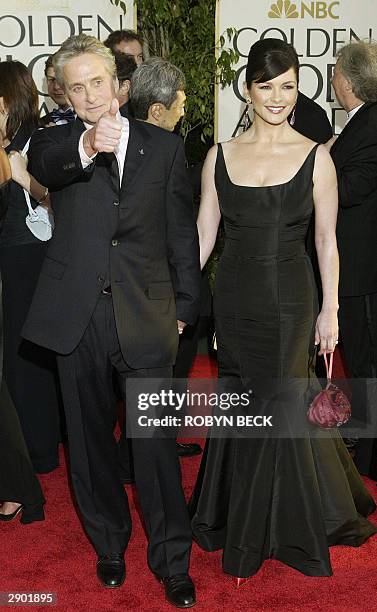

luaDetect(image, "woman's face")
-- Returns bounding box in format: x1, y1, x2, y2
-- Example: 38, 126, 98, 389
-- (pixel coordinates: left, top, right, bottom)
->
244, 67, 298, 126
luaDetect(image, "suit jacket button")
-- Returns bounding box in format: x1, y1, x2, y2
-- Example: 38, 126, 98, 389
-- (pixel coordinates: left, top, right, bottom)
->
97, 276, 104, 283
113, 201, 119, 206
111, 239, 118, 246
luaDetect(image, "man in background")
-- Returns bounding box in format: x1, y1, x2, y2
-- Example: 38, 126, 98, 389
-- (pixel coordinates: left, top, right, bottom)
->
118, 59, 203, 480
113, 52, 137, 117
40, 56, 75, 125
132, 58, 203, 457
104, 29, 144, 65
131, 58, 186, 130
329, 40, 377, 477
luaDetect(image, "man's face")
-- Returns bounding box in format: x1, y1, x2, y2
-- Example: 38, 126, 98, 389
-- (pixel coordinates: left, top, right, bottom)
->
46, 66, 68, 109
331, 60, 351, 110
159, 90, 186, 132
114, 39, 143, 65
63, 53, 118, 125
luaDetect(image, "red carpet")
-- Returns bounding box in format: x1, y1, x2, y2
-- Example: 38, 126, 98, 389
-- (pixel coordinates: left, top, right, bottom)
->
2, 353, 377, 612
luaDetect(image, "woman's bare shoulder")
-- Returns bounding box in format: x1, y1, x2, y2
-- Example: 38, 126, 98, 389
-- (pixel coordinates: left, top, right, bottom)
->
288, 128, 317, 148
220, 133, 251, 154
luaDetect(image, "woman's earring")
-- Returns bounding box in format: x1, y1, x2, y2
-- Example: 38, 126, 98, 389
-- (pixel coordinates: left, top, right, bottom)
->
242, 98, 252, 132
289, 104, 296, 126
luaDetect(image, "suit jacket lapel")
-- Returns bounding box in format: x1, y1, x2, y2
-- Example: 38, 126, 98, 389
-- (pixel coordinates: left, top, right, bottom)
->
121, 119, 152, 195
72, 116, 87, 138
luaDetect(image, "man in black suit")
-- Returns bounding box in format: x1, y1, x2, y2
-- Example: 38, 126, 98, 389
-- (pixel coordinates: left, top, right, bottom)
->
129, 57, 203, 459
23, 34, 200, 608
329, 40, 377, 477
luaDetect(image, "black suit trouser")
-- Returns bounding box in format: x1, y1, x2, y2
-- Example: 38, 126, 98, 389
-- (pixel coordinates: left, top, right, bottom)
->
339, 293, 377, 476
56, 294, 191, 576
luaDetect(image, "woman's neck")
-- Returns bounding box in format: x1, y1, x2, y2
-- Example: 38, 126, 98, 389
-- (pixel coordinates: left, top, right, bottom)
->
247, 114, 293, 144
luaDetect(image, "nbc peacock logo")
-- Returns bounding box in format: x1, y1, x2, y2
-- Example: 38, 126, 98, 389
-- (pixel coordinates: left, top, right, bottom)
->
268, 0, 299, 18
268, 0, 340, 19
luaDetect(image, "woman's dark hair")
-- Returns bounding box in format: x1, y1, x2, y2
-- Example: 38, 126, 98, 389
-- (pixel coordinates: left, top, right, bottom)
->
246, 39, 299, 88
0, 61, 39, 141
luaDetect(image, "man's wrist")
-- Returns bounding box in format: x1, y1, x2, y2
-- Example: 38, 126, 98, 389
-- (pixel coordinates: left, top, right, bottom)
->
79, 129, 98, 168
83, 128, 96, 157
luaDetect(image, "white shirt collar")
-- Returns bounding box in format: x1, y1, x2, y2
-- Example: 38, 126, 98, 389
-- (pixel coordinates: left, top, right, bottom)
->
346, 103, 364, 124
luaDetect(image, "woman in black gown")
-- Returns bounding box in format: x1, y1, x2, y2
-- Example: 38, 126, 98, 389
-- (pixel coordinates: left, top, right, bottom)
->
0, 61, 61, 475
189, 39, 376, 582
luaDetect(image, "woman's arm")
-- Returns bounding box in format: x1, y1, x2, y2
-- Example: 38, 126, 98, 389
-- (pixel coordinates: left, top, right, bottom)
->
8, 151, 51, 209
313, 144, 339, 355
197, 145, 221, 269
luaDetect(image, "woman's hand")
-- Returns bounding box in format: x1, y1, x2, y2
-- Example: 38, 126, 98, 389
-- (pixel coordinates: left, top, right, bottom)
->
8, 150, 29, 189
315, 309, 339, 355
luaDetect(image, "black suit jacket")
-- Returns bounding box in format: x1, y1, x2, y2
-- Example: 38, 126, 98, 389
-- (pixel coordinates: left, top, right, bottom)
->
331, 102, 377, 297
22, 118, 201, 368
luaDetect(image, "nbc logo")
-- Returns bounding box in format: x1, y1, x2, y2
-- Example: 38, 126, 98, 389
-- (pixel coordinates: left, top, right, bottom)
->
268, 0, 340, 19
269, 0, 299, 18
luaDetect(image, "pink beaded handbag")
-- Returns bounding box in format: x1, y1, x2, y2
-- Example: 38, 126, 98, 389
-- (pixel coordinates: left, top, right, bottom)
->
307, 353, 351, 428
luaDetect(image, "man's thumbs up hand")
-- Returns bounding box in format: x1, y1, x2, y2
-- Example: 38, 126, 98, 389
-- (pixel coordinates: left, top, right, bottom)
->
84, 98, 122, 155
108, 98, 119, 117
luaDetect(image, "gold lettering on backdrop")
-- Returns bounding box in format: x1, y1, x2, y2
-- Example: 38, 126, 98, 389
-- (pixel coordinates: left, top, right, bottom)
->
268, 1, 340, 19
300, 2, 340, 19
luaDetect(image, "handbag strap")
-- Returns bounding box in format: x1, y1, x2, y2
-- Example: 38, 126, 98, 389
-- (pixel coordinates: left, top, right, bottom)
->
20, 137, 37, 217
323, 352, 333, 381
24, 188, 36, 217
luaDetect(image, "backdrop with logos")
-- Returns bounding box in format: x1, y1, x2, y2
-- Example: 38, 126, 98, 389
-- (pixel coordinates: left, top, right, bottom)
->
0, 0, 135, 114
216, 0, 376, 141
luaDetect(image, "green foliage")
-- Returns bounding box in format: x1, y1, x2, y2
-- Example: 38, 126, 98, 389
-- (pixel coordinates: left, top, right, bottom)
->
111, 0, 238, 152
110, 0, 128, 14
110, 1, 238, 287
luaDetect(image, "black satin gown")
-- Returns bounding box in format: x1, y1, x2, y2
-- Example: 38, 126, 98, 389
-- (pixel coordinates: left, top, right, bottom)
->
189, 144, 376, 578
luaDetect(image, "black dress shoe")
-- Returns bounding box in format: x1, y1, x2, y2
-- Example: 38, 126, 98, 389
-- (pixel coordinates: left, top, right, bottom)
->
96, 554, 125, 588
162, 574, 196, 608
176, 442, 202, 457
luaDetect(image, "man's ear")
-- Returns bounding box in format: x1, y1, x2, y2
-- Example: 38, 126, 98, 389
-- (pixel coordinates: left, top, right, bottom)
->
119, 80, 130, 96
150, 102, 164, 122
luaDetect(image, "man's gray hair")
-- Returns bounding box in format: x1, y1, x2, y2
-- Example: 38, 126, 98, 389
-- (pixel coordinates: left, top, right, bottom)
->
337, 41, 377, 102
53, 34, 116, 88
130, 57, 186, 120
